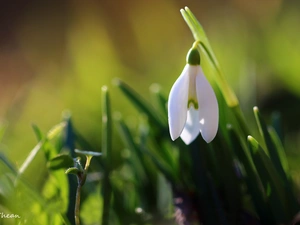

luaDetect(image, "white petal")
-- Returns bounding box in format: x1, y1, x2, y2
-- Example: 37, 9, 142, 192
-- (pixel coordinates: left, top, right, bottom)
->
196, 67, 219, 143
168, 65, 189, 140
180, 107, 200, 145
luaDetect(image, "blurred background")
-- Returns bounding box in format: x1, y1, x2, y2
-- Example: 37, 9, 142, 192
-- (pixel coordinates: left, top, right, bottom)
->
1, 0, 300, 171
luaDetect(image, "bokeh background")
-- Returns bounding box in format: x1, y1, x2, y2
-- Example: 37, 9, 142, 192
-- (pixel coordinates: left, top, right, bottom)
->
1, 0, 300, 174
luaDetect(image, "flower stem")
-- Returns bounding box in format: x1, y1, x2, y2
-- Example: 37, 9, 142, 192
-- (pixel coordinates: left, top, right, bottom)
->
181, 7, 239, 108
232, 105, 250, 138
75, 177, 82, 225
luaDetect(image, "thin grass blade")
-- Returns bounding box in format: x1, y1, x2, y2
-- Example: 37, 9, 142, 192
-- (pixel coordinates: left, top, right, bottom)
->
227, 125, 275, 224
253, 107, 288, 182
101, 86, 113, 225
115, 79, 166, 129
248, 136, 290, 224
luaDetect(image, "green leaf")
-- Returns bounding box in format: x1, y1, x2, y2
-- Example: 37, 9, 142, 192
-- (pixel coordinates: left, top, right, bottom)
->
253, 107, 287, 182
18, 141, 45, 175
0, 174, 14, 202
0, 153, 17, 174
1, 159, 68, 225
248, 136, 290, 223
210, 134, 241, 224
142, 147, 176, 184
101, 86, 112, 167
65, 167, 80, 175
149, 83, 168, 120
271, 111, 284, 144
32, 123, 44, 141
19, 122, 67, 176
227, 125, 275, 224
62, 113, 76, 158
268, 127, 289, 174
47, 122, 66, 140
189, 140, 225, 225
114, 79, 166, 129
180, 7, 207, 45
268, 126, 300, 217
115, 117, 147, 183
180, 7, 238, 107
75, 149, 102, 157
101, 86, 113, 225
48, 154, 74, 170
61, 114, 77, 224
42, 169, 70, 215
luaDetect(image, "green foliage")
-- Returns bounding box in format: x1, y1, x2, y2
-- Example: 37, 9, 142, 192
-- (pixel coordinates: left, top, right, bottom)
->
48, 154, 74, 170
65, 167, 81, 175
1, 6, 300, 225
0, 123, 70, 225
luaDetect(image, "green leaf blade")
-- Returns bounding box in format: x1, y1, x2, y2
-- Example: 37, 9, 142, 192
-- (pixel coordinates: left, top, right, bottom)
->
101, 86, 113, 225
48, 154, 74, 170
227, 126, 275, 224
248, 136, 291, 224
115, 79, 166, 129
65, 167, 80, 175
253, 107, 288, 182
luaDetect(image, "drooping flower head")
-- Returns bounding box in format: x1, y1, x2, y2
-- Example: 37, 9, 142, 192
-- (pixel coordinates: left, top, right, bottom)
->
168, 43, 219, 145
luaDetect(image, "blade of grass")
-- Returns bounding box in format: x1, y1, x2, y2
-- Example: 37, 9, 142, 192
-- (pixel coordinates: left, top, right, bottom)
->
114, 79, 166, 129
0, 153, 17, 174
48, 154, 75, 170
62, 115, 77, 225
149, 83, 168, 120
180, 7, 238, 108
18, 122, 66, 175
227, 125, 275, 225
142, 147, 177, 185
271, 111, 284, 144
18, 141, 45, 175
253, 107, 287, 182
62, 113, 75, 158
248, 136, 290, 224
32, 123, 44, 141
268, 126, 300, 218
101, 86, 112, 225
115, 117, 147, 183
211, 133, 241, 225
189, 140, 224, 225
268, 127, 289, 174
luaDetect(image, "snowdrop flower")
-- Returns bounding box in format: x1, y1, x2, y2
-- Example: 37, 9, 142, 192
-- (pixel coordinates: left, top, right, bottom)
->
168, 45, 219, 145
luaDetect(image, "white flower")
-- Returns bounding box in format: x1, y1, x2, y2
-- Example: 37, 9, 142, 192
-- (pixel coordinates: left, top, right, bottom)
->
168, 48, 219, 145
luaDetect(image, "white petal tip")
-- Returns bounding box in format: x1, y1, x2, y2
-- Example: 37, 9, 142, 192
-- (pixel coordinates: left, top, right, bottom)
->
180, 135, 192, 145
181, 138, 193, 145
169, 124, 181, 141
179, 108, 200, 145
180, 130, 199, 145
201, 130, 218, 143
169, 129, 180, 142
170, 135, 177, 141
203, 136, 214, 144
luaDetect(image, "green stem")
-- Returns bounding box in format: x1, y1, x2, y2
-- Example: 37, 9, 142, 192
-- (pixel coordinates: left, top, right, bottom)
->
231, 105, 250, 137
101, 86, 112, 225
102, 176, 112, 225
181, 7, 239, 108
75, 180, 82, 225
